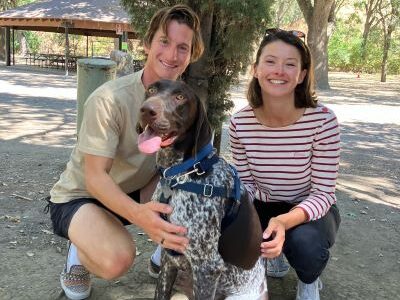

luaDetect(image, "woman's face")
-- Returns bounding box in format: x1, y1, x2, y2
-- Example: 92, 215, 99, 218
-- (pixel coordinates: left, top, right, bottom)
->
254, 40, 307, 101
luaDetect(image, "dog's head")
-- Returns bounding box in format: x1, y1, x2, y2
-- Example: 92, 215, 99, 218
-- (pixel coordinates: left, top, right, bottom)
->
137, 80, 212, 158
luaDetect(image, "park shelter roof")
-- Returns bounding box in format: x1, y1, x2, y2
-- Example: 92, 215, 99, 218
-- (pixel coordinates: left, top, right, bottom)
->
0, 0, 136, 38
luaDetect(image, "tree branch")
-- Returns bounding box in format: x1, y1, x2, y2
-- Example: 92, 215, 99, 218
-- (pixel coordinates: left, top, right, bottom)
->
296, 0, 313, 24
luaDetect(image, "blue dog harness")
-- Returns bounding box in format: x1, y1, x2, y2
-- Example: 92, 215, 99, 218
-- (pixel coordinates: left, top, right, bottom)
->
158, 143, 242, 256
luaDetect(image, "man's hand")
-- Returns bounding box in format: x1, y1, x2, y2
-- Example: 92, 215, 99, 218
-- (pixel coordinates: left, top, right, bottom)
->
260, 217, 285, 258
134, 201, 189, 253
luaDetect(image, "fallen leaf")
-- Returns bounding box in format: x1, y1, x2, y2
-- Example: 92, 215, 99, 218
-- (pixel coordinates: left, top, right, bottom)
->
346, 212, 357, 218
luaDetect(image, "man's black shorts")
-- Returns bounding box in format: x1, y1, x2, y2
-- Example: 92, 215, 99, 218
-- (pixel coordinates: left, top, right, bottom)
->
47, 190, 140, 240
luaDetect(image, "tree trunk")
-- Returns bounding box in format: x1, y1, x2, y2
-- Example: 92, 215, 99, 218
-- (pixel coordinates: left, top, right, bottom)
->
378, 0, 399, 82
361, 0, 380, 60
381, 26, 393, 83
0, 27, 5, 61
297, 0, 334, 90
184, 2, 222, 150
185, 2, 213, 104
361, 20, 371, 60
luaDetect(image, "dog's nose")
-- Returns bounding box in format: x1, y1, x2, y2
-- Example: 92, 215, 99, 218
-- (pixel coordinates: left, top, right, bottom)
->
140, 102, 159, 120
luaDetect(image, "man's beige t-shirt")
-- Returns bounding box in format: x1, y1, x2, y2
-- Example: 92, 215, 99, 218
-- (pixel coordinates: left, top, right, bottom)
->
50, 70, 156, 203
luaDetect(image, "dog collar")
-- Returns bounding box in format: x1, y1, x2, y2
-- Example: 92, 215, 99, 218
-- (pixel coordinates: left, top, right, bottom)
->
160, 143, 214, 179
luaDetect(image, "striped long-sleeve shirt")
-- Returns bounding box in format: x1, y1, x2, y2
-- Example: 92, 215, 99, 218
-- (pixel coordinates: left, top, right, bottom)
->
229, 104, 340, 221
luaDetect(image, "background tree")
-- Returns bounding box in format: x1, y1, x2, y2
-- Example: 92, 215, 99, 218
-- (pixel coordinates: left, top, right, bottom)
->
356, 0, 381, 59
0, 0, 36, 60
121, 0, 271, 151
0, 0, 17, 11
296, 0, 335, 89
270, 0, 302, 28
377, 0, 399, 81
0, 1, 16, 60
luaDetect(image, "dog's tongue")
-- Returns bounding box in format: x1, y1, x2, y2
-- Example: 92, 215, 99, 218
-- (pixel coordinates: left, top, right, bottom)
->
138, 127, 162, 154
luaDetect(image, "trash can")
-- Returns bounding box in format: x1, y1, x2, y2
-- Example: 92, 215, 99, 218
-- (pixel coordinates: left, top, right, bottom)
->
76, 58, 117, 134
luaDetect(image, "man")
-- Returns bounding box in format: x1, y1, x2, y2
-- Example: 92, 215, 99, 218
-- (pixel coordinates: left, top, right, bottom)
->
47, 5, 204, 299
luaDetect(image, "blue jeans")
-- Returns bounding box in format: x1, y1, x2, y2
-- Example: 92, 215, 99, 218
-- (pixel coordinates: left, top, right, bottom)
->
254, 200, 341, 283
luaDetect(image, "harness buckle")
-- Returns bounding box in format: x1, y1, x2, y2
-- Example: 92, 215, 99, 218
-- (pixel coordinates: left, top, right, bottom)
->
203, 184, 213, 197
194, 162, 205, 175
162, 167, 173, 179
176, 174, 189, 184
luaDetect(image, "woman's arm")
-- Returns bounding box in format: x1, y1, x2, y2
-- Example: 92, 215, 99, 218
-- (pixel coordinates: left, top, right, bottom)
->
295, 110, 340, 221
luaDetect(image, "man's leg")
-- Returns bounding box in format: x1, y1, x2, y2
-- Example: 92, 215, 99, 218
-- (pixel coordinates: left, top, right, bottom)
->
68, 203, 136, 280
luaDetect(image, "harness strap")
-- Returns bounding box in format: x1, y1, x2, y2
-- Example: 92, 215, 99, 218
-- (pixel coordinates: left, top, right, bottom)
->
157, 148, 243, 257
162, 143, 214, 178
171, 181, 227, 198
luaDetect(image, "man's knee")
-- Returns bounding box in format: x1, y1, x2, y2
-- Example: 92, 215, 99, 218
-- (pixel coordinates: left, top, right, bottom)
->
99, 248, 136, 280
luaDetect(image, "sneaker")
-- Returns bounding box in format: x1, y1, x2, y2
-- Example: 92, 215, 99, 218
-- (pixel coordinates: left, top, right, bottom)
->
296, 277, 323, 300
266, 253, 290, 278
148, 258, 161, 279
60, 264, 91, 300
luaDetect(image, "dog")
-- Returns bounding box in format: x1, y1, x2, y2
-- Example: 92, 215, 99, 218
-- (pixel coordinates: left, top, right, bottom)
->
137, 80, 267, 300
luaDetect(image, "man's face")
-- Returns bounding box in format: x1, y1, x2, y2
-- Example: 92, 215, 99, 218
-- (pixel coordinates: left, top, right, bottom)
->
143, 20, 193, 86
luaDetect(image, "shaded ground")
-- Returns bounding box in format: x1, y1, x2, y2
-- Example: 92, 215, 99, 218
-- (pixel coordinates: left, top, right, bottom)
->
0, 64, 399, 300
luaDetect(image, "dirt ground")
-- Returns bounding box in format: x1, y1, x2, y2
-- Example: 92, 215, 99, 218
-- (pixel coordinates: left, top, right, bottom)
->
0, 63, 399, 300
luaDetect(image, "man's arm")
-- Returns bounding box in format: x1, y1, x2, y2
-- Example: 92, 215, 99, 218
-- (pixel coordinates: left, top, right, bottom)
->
84, 153, 188, 252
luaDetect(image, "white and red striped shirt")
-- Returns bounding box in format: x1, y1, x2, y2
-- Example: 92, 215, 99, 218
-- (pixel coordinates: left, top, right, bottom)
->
229, 104, 340, 221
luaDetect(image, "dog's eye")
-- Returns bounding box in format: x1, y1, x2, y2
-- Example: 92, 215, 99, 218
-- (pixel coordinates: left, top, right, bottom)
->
176, 94, 185, 101
148, 87, 157, 94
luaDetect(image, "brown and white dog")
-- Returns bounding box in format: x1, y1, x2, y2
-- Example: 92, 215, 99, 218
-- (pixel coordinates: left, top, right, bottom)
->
137, 80, 267, 300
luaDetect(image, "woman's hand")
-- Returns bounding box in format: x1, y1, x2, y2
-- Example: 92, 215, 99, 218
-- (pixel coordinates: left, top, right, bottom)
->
260, 217, 286, 258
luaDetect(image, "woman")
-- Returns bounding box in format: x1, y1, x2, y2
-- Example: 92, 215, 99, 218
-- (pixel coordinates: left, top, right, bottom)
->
229, 29, 341, 300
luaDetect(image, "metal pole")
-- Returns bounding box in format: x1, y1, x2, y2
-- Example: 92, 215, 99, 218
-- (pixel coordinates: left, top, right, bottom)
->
5, 27, 10, 66
118, 35, 122, 51
121, 31, 128, 52
12, 28, 15, 65
65, 25, 69, 76
86, 35, 88, 57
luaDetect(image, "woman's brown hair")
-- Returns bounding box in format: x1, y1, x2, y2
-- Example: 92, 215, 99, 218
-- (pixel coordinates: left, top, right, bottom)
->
247, 29, 317, 108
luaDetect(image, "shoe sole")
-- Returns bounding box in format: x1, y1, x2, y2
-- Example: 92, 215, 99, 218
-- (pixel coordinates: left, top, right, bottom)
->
266, 267, 290, 278
148, 264, 160, 279
60, 277, 91, 300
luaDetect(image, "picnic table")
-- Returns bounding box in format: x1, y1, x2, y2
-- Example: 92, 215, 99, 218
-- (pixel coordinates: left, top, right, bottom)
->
23, 52, 87, 70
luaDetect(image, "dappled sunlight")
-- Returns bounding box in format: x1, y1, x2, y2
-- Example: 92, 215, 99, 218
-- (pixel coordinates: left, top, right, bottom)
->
319, 72, 400, 107
328, 103, 400, 124
0, 68, 76, 98
0, 65, 77, 148
337, 174, 399, 208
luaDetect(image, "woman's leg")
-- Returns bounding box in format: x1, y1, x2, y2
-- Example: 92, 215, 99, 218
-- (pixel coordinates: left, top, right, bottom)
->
283, 205, 341, 283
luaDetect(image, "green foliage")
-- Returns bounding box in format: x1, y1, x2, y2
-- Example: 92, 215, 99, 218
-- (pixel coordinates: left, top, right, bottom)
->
121, 0, 271, 131
269, 0, 302, 27
388, 33, 400, 73
328, 19, 400, 74
17, 0, 36, 5
0, 0, 36, 11
23, 31, 41, 53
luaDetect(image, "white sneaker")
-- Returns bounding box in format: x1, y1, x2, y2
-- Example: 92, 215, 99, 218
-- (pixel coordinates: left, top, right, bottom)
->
266, 253, 290, 278
296, 277, 323, 300
60, 264, 91, 300
60, 242, 91, 300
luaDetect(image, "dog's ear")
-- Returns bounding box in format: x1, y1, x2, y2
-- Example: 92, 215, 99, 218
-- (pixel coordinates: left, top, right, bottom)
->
136, 122, 143, 134
192, 96, 212, 156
